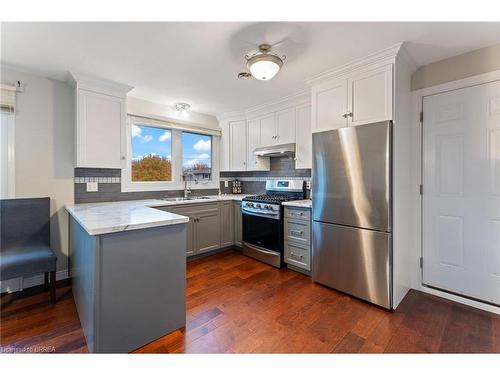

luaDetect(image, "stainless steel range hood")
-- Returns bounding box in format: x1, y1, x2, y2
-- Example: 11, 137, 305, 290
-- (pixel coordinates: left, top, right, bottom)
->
253, 143, 295, 157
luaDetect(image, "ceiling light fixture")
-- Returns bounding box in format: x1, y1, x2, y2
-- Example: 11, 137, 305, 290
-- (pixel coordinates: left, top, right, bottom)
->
239, 44, 285, 81
174, 102, 191, 112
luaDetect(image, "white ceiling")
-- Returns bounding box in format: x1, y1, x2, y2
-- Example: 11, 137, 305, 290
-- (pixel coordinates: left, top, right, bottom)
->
1, 22, 499, 115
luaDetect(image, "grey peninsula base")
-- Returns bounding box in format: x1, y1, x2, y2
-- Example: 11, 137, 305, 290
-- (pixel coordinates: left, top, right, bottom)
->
70, 217, 187, 353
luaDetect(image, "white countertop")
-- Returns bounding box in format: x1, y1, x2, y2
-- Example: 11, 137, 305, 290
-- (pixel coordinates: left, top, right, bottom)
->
66, 195, 248, 236
282, 199, 312, 208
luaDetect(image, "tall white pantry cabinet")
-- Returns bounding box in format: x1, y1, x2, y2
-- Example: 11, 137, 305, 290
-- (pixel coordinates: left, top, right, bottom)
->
308, 43, 418, 308
69, 73, 133, 168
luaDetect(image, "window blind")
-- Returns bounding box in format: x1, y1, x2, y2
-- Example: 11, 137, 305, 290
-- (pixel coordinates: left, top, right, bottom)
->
0, 84, 16, 114
127, 114, 221, 137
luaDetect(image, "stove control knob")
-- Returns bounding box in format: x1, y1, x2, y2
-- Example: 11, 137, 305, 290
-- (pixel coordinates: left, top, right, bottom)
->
264, 205, 271, 210
256, 203, 261, 208
267, 205, 274, 211
247, 202, 254, 207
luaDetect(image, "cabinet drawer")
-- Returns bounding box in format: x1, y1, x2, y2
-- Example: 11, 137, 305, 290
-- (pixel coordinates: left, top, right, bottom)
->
285, 219, 310, 245
284, 207, 310, 221
285, 242, 311, 271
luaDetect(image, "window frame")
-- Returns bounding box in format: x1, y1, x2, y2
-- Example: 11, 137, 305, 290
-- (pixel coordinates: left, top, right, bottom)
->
0, 112, 15, 198
121, 116, 220, 192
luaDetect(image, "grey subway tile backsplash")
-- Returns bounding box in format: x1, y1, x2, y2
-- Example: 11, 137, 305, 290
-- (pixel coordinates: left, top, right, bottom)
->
74, 168, 121, 178
220, 155, 311, 194
74, 167, 217, 204
74, 156, 310, 203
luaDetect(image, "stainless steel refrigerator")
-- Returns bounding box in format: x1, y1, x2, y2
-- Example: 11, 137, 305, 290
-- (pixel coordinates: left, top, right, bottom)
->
312, 121, 392, 309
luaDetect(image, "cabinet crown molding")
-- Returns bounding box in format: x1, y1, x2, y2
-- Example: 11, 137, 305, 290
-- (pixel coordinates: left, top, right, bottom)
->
217, 90, 310, 122
306, 42, 405, 86
68, 72, 133, 98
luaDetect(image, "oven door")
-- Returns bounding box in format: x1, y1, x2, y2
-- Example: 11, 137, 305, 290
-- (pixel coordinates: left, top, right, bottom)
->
242, 209, 283, 267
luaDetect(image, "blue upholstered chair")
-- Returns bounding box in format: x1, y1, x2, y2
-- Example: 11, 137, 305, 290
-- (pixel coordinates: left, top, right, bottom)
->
0, 197, 57, 303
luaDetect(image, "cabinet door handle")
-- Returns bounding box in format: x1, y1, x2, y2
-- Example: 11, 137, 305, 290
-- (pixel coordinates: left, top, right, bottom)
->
290, 230, 303, 236
341, 113, 347, 118
291, 212, 304, 216
346, 112, 353, 118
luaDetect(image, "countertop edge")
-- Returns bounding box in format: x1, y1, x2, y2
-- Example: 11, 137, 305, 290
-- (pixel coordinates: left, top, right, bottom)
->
282, 199, 312, 209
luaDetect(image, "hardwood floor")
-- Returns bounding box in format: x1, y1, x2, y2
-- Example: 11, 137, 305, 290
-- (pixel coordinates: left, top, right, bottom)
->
1, 250, 499, 353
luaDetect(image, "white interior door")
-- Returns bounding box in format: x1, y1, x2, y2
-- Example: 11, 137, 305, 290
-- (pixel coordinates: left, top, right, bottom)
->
422, 80, 500, 306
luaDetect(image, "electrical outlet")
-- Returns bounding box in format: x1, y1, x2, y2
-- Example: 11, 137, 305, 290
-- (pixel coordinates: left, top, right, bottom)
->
86, 182, 98, 192
224, 181, 229, 188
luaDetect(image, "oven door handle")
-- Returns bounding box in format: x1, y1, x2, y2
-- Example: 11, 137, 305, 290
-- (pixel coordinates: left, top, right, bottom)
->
242, 208, 280, 219
243, 242, 279, 256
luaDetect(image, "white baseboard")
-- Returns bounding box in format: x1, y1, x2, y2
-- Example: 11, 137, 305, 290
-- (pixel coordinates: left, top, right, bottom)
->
420, 286, 500, 315
1, 269, 69, 294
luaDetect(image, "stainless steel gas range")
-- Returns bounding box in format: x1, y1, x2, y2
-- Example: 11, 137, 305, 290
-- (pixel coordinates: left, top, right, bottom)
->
241, 180, 306, 268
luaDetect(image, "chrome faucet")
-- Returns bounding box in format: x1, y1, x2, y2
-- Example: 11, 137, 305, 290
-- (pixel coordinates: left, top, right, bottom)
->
183, 172, 198, 199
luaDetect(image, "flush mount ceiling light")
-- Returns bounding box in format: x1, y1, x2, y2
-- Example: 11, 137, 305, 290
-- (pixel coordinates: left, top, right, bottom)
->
174, 102, 191, 112
238, 44, 286, 81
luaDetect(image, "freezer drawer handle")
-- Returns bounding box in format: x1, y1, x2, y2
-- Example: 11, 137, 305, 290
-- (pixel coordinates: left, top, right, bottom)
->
291, 212, 304, 216
290, 252, 304, 260
290, 230, 303, 236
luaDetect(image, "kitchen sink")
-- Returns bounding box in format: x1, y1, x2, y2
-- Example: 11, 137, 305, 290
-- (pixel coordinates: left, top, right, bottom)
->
161, 196, 213, 202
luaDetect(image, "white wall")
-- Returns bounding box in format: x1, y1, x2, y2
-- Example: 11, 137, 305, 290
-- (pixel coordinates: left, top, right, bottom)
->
1, 66, 74, 271
127, 96, 219, 131
411, 44, 500, 90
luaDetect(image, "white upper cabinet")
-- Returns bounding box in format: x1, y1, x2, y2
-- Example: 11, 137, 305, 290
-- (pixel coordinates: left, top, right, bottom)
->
218, 95, 308, 172
70, 73, 132, 168
311, 63, 394, 132
229, 120, 247, 171
219, 120, 230, 171
247, 119, 270, 171
77, 90, 124, 168
259, 114, 276, 147
312, 78, 347, 132
275, 108, 296, 144
348, 64, 393, 126
295, 104, 312, 169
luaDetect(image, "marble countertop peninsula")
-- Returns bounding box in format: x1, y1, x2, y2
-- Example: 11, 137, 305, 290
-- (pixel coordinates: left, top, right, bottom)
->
66, 195, 249, 235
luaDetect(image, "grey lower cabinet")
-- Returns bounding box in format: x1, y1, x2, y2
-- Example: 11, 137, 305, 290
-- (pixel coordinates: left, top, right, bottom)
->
284, 207, 312, 272
70, 217, 186, 353
165, 203, 220, 256
220, 201, 234, 248
234, 201, 242, 247
160, 200, 243, 257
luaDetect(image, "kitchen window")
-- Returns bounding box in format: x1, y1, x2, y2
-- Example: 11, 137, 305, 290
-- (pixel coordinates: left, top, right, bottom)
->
122, 116, 220, 192
182, 132, 212, 181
